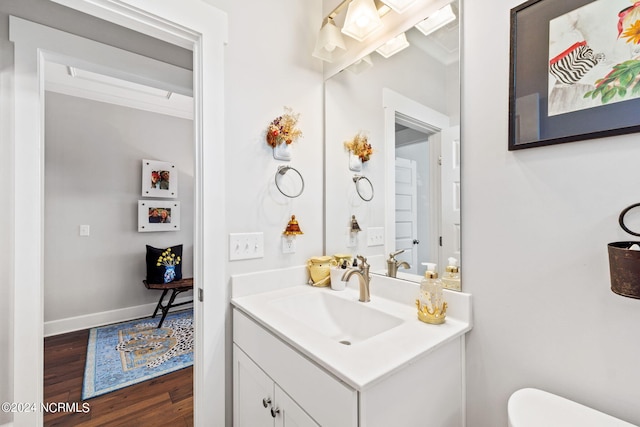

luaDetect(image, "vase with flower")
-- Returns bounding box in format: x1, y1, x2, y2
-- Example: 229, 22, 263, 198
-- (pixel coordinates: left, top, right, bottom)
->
266, 107, 303, 161
344, 131, 373, 171
156, 247, 181, 283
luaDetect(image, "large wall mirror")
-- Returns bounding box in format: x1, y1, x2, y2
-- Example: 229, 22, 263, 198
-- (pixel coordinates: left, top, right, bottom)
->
324, 0, 461, 287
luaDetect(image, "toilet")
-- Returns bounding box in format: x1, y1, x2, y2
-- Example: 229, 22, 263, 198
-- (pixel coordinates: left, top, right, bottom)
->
508, 388, 636, 427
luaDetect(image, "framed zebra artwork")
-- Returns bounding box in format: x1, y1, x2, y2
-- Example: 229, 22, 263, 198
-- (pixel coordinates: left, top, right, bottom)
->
509, 0, 640, 150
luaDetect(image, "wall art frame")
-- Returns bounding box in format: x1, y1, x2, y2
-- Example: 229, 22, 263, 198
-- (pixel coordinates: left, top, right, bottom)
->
138, 200, 181, 232
141, 159, 178, 198
509, 0, 640, 150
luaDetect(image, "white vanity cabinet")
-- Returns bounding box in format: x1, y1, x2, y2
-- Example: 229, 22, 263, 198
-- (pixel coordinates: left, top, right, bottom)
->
233, 309, 358, 427
233, 307, 466, 427
233, 346, 319, 427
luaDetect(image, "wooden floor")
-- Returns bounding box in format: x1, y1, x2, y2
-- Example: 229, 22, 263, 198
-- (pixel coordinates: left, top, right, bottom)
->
44, 328, 193, 426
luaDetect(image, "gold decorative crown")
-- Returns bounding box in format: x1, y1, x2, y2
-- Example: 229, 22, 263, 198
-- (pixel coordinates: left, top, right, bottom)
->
415, 299, 447, 325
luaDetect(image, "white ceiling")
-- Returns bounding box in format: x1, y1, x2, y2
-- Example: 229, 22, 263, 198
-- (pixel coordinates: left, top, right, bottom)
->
45, 62, 194, 119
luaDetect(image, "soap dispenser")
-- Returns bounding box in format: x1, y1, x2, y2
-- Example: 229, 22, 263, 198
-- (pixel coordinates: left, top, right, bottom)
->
416, 263, 447, 324
441, 257, 461, 291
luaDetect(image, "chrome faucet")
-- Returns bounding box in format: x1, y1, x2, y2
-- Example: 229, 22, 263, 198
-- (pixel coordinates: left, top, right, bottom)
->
386, 250, 410, 278
341, 255, 371, 302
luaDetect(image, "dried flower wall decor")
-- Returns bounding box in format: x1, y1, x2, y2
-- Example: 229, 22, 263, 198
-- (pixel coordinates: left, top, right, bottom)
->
344, 131, 373, 162
266, 107, 303, 148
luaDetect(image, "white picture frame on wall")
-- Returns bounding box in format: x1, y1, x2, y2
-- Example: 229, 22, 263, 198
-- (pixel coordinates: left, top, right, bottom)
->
138, 200, 181, 232
142, 159, 178, 198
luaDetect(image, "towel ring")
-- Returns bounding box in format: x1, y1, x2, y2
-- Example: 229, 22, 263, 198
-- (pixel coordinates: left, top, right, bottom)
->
275, 165, 305, 198
353, 175, 374, 202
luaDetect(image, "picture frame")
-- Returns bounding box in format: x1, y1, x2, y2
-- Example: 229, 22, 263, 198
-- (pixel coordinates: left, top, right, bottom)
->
141, 159, 178, 198
509, 0, 640, 150
138, 200, 181, 232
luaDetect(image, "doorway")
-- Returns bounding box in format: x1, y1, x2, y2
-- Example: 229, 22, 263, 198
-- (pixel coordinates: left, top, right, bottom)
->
10, 3, 227, 425
394, 121, 437, 276
43, 56, 194, 423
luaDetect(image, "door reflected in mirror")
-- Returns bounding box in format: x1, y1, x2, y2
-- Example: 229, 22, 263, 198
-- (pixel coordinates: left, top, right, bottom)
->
324, 0, 461, 287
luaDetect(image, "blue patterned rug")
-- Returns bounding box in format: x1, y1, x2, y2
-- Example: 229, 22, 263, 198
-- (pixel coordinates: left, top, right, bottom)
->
82, 309, 193, 400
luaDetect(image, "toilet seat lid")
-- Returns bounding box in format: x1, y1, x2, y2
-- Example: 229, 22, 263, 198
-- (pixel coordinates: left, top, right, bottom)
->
508, 388, 635, 427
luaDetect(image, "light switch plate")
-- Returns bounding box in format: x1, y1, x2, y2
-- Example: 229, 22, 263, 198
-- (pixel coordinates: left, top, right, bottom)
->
367, 227, 384, 246
229, 232, 264, 260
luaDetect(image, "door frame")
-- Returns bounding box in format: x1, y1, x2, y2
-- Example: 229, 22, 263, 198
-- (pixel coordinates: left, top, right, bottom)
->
394, 156, 419, 274
383, 88, 449, 273
10, 1, 227, 425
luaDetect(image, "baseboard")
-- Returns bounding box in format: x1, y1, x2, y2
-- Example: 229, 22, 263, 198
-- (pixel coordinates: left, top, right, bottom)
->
44, 295, 193, 337
0, 421, 14, 427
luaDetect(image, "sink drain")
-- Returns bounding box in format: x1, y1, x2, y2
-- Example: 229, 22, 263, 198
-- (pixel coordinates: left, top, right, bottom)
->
339, 340, 352, 346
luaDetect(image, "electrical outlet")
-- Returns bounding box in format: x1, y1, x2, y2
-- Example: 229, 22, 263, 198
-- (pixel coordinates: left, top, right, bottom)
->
367, 227, 384, 246
282, 236, 296, 254
229, 232, 264, 261
346, 227, 357, 248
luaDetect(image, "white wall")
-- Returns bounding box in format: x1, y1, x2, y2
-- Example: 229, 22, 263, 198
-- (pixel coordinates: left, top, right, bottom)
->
201, 0, 323, 425
464, 1, 640, 425
202, 0, 323, 277
44, 92, 193, 324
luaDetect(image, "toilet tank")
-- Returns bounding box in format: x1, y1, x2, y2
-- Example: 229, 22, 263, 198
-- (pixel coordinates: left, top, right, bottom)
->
508, 388, 636, 427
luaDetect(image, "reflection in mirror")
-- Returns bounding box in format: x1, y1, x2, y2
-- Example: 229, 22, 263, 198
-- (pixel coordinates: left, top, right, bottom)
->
324, 0, 461, 287
353, 175, 374, 201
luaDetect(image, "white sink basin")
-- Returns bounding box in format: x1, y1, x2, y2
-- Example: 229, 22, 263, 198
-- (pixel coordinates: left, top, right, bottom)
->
269, 291, 403, 345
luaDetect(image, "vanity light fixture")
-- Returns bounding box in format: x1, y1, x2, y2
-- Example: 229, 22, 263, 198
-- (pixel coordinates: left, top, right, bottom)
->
312, 17, 347, 63
415, 3, 456, 37
347, 55, 373, 74
341, 0, 384, 42
375, 32, 409, 58
381, 0, 418, 14
313, 0, 394, 62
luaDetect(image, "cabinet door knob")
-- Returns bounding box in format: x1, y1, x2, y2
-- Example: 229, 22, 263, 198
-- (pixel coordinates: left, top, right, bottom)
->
262, 397, 271, 408
270, 406, 280, 418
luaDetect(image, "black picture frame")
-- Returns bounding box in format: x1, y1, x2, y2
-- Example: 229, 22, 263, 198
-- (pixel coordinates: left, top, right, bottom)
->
509, 0, 640, 150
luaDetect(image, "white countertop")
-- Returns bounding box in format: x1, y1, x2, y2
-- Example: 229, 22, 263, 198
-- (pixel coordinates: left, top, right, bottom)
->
231, 267, 472, 391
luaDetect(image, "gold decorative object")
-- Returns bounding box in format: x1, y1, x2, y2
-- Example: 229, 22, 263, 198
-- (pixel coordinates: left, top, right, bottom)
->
283, 215, 303, 235
415, 299, 448, 325
307, 256, 334, 287
350, 215, 361, 232
333, 253, 352, 267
